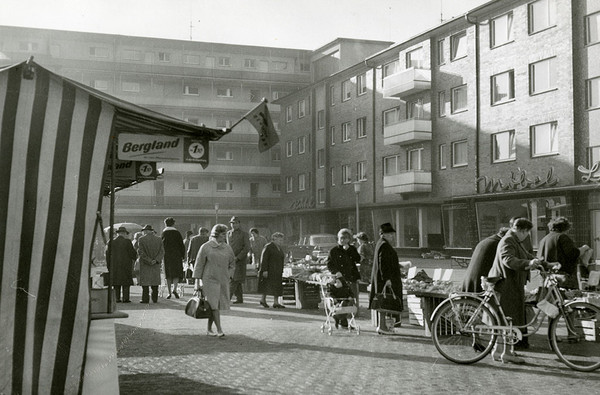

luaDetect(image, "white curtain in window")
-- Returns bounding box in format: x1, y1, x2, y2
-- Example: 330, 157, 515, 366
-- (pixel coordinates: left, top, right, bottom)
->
533, 123, 557, 154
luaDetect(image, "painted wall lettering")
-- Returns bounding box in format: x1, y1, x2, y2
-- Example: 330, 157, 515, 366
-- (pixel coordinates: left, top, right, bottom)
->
477, 167, 559, 193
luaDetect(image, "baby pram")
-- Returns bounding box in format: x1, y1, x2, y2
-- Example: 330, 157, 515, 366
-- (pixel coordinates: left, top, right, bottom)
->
319, 275, 360, 335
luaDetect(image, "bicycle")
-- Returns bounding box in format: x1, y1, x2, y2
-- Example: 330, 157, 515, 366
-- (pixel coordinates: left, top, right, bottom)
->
430, 265, 600, 371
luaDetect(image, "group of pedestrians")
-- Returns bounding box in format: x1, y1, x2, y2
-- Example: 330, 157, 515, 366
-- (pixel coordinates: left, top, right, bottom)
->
461, 215, 592, 364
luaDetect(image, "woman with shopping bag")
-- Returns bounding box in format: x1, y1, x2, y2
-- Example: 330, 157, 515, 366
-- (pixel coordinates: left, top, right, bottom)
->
368, 222, 403, 335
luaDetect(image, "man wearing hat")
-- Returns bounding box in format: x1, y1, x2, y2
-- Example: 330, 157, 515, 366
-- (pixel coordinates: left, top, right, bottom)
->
227, 216, 250, 304
106, 226, 138, 303
368, 222, 403, 334
137, 224, 165, 303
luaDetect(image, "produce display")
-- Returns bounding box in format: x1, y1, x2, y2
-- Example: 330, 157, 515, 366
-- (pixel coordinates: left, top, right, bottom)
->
402, 279, 457, 295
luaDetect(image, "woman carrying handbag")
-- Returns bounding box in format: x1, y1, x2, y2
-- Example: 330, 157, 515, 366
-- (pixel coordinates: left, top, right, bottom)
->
368, 222, 403, 335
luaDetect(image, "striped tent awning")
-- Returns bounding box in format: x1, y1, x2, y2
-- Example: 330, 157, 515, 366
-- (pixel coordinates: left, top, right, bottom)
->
0, 60, 227, 394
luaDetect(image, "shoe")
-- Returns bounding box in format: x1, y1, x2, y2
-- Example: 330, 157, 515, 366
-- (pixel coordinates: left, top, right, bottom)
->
140, 300, 149, 304
123, 300, 131, 303
376, 327, 392, 335
166, 294, 172, 299
207, 331, 217, 337
501, 353, 525, 364
273, 304, 285, 309
152, 299, 158, 303
260, 301, 269, 308
173, 291, 180, 299
233, 300, 244, 304
116, 299, 122, 303
217, 332, 225, 338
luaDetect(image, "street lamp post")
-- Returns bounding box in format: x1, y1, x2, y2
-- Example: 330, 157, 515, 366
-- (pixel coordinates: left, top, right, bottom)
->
353, 181, 361, 233
214, 203, 219, 224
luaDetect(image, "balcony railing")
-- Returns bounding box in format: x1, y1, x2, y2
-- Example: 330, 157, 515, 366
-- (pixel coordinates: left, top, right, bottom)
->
383, 171, 432, 194
383, 67, 431, 98
383, 116, 432, 146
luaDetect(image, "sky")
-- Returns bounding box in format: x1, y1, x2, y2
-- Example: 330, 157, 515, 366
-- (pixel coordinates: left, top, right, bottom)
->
0, 0, 489, 50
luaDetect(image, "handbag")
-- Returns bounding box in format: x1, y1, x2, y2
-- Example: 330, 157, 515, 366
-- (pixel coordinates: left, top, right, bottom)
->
185, 289, 212, 319
372, 283, 403, 314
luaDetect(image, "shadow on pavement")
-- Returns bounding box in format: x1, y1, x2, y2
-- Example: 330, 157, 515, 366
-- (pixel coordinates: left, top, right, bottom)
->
119, 372, 241, 394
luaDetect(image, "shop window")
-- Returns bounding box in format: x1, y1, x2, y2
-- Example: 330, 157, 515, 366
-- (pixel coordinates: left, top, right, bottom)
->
399, 208, 420, 248
530, 57, 557, 95
442, 204, 474, 248
491, 70, 514, 105
492, 130, 516, 162
528, 0, 556, 34
490, 12, 514, 48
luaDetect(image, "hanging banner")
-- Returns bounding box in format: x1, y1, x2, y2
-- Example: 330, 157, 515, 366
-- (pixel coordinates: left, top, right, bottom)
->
117, 133, 209, 168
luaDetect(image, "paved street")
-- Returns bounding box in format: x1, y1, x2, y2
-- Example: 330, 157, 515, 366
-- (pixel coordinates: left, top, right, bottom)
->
115, 278, 599, 394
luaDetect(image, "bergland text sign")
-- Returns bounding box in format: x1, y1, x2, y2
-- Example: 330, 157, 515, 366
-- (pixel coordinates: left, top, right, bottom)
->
118, 133, 209, 168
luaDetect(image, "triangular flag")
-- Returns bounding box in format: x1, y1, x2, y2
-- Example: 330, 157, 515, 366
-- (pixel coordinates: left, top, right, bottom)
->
244, 99, 279, 152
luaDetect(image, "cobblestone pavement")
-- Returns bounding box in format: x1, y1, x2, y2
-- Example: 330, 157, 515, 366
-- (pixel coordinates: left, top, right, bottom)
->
115, 285, 599, 394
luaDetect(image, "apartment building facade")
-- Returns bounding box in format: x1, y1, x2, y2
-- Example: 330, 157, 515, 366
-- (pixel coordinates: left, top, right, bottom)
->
0, 25, 313, 234
278, 0, 600, 257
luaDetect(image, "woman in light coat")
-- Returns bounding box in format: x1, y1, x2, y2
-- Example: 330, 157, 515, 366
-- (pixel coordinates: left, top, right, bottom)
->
193, 224, 235, 337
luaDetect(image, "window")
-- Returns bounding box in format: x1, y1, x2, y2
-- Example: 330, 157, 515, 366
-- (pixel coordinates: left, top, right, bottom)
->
217, 88, 232, 97
298, 136, 306, 154
216, 182, 233, 192
357, 161, 367, 181
491, 12, 514, 47
272, 181, 281, 193
452, 140, 468, 167
216, 119, 231, 128
244, 58, 256, 68
383, 60, 399, 81
450, 31, 467, 60
123, 49, 141, 61
317, 110, 325, 129
215, 149, 233, 161
357, 117, 367, 138
286, 141, 293, 157
407, 100, 425, 119
439, 144, 447, 170
407, 149, 422, 171
357, 73, 367, 95
342, 165, 352, 184
437, 39, 445, 65
300, 62, 311, 72
250, 89, 261, 103
286, 176, 293, 193
122, 81, 140, 92
342, 122, 351, 142
273, 61, 288, 71
330, 167, 336, 186
91, 80, 108, 91
587, 77, 600, 109
342, 79, 351, 101
438, 91, 446, 117
271, 148, 281, 161
330, 85, 335, 106
318, 189, 325, 204
330, 126, 336, 145
531, 121, 558, 156
586, 12, 600, 45
528, 0, 556, 34
184, 54, 200, 64
318, 149, 325, 168
492, 130, 516, 162
406, 47, 424, 68
530, 57, 557, 94
184, 85, 199, 95
491, 70, 515, 104
451, 85, 468, 113
383, 155, 400, 176
19, 42, 38, 51
218, 57, 231, 67
442, 204, 474, 248
589, 146, 600, 167
383, 107, 400, 126
298, 99, 306, 118
183, 181, 199, 190
286, 106, 292, 122
205, 56, 215, 67
89, 47, 108, 58
184, 117, 199, 125
298, 173, 306, 191
158, 52, 171, 62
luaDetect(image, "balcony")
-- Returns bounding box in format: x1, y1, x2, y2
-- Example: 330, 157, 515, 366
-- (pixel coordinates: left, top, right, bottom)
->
383, 67, 431, 98
383, 171, 432, 194
384, 117, 432, 146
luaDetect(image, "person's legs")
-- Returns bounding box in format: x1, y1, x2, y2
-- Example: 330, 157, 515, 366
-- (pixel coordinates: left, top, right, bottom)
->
141, 286, 149, 303
151, 285, 159, 303
173, 277, 180, 298
378, 311, 388, 330
166, 278, 173, 298
207, 314, 215, 334
212, 310, 224, 335
123, 286, 130, 302
260, 293, 268, 307
350, 281, 359, 314
114, 285, 122, 302
230, 280, 243, 303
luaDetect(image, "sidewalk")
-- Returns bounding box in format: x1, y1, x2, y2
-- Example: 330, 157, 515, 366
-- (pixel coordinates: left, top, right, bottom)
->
114, 285, 593, 394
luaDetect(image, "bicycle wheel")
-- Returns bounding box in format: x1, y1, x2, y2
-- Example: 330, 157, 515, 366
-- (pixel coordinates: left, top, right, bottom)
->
549, 301, 600, 372
431, 297, 498, 364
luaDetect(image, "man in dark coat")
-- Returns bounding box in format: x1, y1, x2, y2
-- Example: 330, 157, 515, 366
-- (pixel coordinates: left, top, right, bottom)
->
161, 217, 185, 299
369, 223, 403, 335
462, 227, 509, 292
227, 216, 250, 304
106, 226, 137, 303
187, 227, 209, 284
258, 232, 286, 308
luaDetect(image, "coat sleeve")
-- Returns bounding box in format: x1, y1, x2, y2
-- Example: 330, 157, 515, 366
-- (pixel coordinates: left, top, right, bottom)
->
156, 242, 165, 263
499, 238, 530, 271
178, 234, 186, 259
128, 242, 137, 261
259, 244, 271, 273
193, 244, 208, 278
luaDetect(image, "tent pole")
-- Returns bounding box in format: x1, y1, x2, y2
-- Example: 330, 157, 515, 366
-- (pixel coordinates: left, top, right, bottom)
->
107, 135, 116, 313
